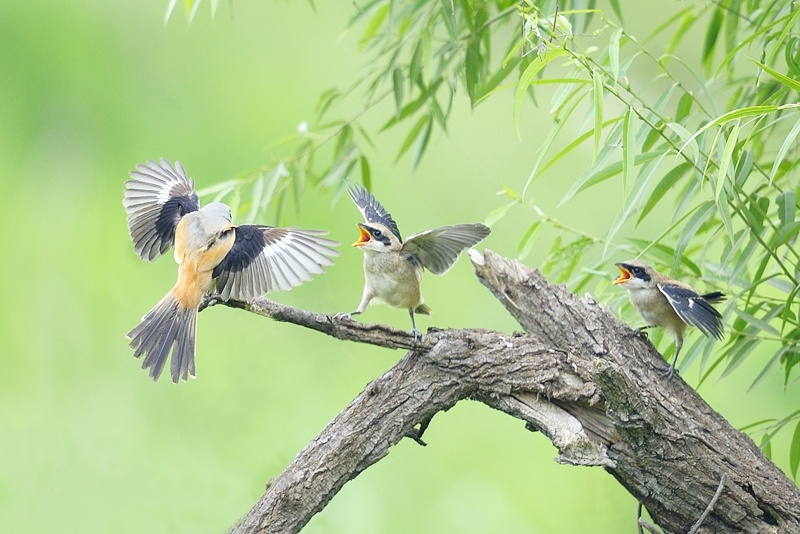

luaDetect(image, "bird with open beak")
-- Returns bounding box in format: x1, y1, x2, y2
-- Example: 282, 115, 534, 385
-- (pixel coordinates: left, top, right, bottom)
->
613, 260, 726, 378
123, 159, 339, 382
339, 183, 490, 341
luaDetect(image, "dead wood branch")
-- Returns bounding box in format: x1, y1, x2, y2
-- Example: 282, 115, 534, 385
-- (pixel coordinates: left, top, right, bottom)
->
212, 250, 800, 534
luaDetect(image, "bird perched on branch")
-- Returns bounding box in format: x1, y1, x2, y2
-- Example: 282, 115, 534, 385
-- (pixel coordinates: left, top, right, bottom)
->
338, 182, 490, 341
123, 159, 339, 382
613, 260, 725, 378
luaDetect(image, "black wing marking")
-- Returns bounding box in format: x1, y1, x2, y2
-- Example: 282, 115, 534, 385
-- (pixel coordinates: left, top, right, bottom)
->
658, 283, 724, 339
403, 223, 491, 275
123, 159, 199, 261
347, 183, 402, 242
213, 225, 340, 301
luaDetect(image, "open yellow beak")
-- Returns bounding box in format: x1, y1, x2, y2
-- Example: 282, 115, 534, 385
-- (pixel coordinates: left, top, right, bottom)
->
612, 263, 632, 285
352, 224, 371, 247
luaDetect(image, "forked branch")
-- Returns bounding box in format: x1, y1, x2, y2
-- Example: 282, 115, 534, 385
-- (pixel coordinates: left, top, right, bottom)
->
212, 250, 800, 534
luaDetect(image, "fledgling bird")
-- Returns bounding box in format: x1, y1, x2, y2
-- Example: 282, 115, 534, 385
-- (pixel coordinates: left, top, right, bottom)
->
123, 159, 339, 382
613, 260, 725, 378
339, 183, 490, 341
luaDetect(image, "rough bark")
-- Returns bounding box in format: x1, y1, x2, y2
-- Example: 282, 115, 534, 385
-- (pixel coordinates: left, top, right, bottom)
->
211, 249, 800, 534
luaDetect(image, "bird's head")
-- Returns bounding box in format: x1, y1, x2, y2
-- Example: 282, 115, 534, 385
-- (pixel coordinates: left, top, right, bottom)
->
613, 260, 654, 289
198, 202, 235, 248
352, 222, 400, 252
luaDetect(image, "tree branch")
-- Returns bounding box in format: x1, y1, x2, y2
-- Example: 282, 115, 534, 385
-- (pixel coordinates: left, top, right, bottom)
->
216, 250, 800, 534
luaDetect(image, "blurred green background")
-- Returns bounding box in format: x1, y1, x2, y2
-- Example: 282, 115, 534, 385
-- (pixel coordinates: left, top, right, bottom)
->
1, 1, 797, 532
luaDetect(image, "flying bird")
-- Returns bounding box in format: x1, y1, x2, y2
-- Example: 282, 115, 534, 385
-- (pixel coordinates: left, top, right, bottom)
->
613, 260, 725, 378
123, 159, 339, 382
339, 183, 490, 341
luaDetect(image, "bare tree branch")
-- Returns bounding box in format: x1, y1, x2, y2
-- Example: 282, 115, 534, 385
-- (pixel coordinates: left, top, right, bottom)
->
214, 250, 800, 534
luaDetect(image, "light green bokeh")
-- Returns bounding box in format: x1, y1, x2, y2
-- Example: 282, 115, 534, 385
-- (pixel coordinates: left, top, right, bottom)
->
0, 1, 797, 533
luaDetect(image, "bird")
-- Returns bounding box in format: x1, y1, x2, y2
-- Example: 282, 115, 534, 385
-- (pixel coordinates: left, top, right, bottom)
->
123, 158, 339, 382
613, 260, 726, 378
338, 182, 490, 341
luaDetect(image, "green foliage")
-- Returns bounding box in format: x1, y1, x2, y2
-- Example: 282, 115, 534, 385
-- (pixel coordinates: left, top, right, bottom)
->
164, 0, 223, 23
180, 1, 800, 475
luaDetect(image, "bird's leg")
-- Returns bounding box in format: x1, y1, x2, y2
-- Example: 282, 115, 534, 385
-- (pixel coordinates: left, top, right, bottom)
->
662, 336, 683, 379
334, 288, 371, 320
408, 309, 422, 343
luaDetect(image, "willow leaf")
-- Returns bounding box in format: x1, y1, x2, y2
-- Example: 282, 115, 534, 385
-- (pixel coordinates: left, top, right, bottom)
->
516, 221, 542, 260
756, 59, 800, 92
770, 117, 800, 184
675, 200, 715, 264
638, 162, 692, 224
609, 29, 622, 84
749, 346, 790, 393
608, 0, 623, 21
529, 116, 623, 196
702, 6, 723, 74
605, 153, 666, 256
716, 124, 739, 241
395, 114, 428, 163
360, 156, 372, 191
514, 48, 569, 135
392, 68, 404, 116
791, 419, 800, 479
484, 200, 517, 227
411, 117, 433, 170
733, 308, 781, 337
777, 191, 797, 226
560, 150, 661, 206
682, 105, 800, 152
622, 106, 634, 193
593, 69, 603, 159
715, 11, 799, 77
771, 221, 800, 249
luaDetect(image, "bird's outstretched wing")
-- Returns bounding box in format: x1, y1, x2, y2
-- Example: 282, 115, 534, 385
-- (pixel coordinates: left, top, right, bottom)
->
212, 225, 340, 301
346, 183, 402, 242
123, 159, 200, 261
403, 224, 490, 275
658, 283, 724, 339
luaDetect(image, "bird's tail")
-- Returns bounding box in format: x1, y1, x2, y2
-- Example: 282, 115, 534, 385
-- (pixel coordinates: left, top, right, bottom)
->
701, 291, 726, 304
127, 292, 197, 382
415, 303, 432, 315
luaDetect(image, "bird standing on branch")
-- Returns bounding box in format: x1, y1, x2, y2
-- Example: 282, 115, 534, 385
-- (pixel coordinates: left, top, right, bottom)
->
338, 183, 490, 341
123, 159, 339, 382
613, 260, 726, 378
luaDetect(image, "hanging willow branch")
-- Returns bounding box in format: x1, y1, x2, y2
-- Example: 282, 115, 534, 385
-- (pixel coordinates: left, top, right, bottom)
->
206, 250, 800, 534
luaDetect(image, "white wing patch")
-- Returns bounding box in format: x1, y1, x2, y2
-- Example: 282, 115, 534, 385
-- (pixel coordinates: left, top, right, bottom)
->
123, 159, 199, 261
214, 226, 340, 301
658, 283, 724, 339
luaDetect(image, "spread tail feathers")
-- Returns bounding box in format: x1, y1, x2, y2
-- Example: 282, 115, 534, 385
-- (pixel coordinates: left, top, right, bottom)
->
127, 292, 197, 382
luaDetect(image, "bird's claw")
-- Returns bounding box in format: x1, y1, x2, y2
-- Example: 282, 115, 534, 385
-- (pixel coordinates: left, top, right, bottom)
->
411, 328, 423, 344
333, 312, 353, 321
660, 365, 677, 379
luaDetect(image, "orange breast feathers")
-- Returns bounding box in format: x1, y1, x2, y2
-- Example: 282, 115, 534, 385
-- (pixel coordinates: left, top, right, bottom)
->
171, 216, 235, 310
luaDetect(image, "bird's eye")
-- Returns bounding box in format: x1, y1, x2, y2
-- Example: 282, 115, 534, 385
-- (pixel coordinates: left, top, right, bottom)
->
632, 266, 643, 275
371, 229, 382, 238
